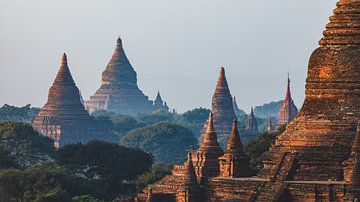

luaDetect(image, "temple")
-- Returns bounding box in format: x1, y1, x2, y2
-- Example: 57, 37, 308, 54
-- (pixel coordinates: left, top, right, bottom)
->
85, 38, 155, 116
136, 0, 360, 200
275, 74, 298, 129
245, 107, 258, 131
153, 91, 169, 112
32, 54, 114, 148
137, 113, 249, 201
200, 67, 237, 147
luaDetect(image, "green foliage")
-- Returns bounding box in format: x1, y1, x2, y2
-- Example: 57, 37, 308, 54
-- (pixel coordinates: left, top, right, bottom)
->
177, 108, 210, 138
120, 122, 197, 164
56, 140, 153, 197
0, 104, 40, 122
254, 100, 282, 119
72, 195, 104, 202
181, 108, 210, 123
0, 163, 104, 201
112, 115, 146, 134
244, 125, 285, 174
135, 163, 172, 190
138, 111, 174, 125
0, 121, 55, 166
0, 145, 18, 169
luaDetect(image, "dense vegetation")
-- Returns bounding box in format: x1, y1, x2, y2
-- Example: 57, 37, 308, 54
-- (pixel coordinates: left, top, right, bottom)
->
244, 124, 286, 174
56, 141, 153, 198
254, 100, 282, 119
120, 122, 197, 164
0, 104, 40, 122
0, 121, 156, 201
0, 121, 55, 167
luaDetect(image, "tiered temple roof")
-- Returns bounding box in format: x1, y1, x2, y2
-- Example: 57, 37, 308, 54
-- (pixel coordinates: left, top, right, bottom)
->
275, 74, 298, 129
85, 38, 155, 116
32, 54, 113, 147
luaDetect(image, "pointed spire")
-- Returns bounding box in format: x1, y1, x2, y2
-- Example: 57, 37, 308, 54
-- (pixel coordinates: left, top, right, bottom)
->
284, 72, 292, 103
199, 113, 222, 151
250, 107, 254, 115
111, 37, 129, 63
54, 53, 75, 84
226, 119, 243, 153
182, 153, 198, 187
215, 67, 230, 94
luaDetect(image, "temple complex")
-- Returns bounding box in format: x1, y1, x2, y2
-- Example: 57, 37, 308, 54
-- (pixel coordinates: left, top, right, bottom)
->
200, 67, 237, 147
85, 38, 155, 116
245, 107, 258, 131
275, 75, 298, 129
153, 91, 169, 112
136, 0, 360, 201
32, 54, 114, 148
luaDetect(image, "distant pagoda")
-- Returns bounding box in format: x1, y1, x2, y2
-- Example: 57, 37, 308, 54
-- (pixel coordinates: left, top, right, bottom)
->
153, 91, 169, 112
200, 67, 237, 147
32, 54, 113, 148
275, 74, 298, 129
245, 107, 258, 131
85, 38, 155, 116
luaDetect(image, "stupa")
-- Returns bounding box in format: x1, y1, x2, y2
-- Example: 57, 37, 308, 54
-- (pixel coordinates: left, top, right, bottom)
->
32, 54, 113, 148
85, 38, 154, 116
200, 67, 237, 147
275, 74, 298, 129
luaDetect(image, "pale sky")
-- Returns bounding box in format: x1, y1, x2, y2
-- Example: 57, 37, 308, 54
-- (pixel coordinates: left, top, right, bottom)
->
0, 0, 338, 113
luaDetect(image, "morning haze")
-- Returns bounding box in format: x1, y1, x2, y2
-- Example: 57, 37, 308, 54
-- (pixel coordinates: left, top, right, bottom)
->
0, 0, 337, 112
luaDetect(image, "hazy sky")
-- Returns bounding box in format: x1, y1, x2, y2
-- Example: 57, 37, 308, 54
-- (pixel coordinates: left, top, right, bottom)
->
0, 0, 338, 113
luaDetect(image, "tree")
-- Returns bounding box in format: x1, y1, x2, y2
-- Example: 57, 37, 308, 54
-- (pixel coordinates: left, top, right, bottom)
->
0, 121, 55, 167
56, 140, 153, 197
0, 145, 17, 169
120, 122, 197, 164
0, 163, 104, 201
138, 111, 174, 125
135, 164, 172, 190
0, 104, 40, 122
244, 125, 285, 174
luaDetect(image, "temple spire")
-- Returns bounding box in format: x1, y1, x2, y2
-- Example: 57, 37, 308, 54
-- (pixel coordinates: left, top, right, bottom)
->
199, 113, 222, 152
54, 53, 75, 84
182, 153, 198, 187
226, 119, 243, 153
284, 72, 292, 103
215, 67, 230, 94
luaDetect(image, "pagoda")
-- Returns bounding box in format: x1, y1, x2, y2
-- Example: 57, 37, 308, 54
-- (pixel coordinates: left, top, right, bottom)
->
245, 107, 258, 131
275, 74, 298, 129
200, 67, 237, 147
85, 38, 154, 116
219, 119, 250, 178
32, 54, 113, 148
153, 91, 169, 112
